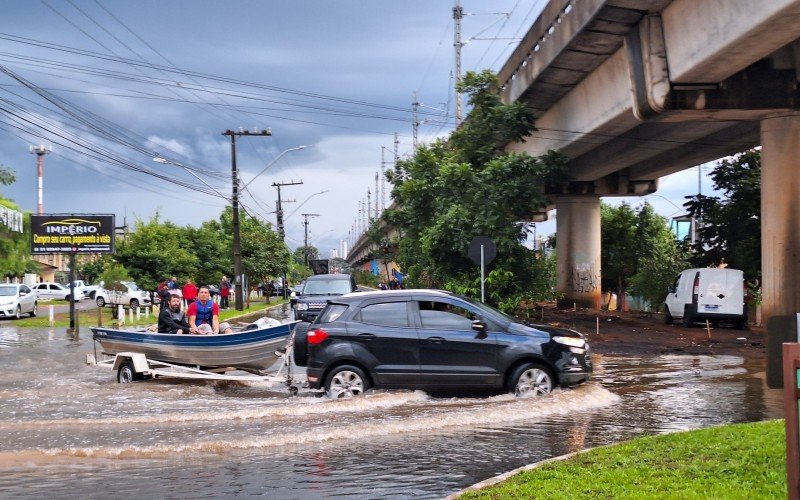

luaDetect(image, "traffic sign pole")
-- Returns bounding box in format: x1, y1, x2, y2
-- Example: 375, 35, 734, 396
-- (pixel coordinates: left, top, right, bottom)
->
481, 245, 485, 303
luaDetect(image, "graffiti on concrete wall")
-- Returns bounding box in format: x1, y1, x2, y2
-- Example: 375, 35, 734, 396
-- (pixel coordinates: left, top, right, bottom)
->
569, 263, 600, 294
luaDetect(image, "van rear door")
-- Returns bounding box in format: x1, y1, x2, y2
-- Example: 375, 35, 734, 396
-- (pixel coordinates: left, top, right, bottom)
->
698, 269, 744, 316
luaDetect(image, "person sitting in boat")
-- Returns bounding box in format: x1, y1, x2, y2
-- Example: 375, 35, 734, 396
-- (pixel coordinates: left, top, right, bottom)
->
158, 294, 198, 335
187, 286, 233, 335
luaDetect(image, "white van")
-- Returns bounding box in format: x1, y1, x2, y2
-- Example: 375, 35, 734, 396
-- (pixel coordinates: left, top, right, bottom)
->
663, 268, 747, 329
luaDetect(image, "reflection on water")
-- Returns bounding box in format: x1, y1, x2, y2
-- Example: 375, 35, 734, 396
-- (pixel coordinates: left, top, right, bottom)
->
0, 311, 782, 499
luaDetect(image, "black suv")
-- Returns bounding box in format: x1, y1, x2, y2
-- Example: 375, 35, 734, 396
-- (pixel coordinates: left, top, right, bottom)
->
292, 274, 358, 323
293, 289, 592, 398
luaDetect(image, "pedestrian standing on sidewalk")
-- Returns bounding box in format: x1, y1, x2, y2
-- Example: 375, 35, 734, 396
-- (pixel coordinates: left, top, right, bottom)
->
182, 278, 198, 304
220, 276, 231, 309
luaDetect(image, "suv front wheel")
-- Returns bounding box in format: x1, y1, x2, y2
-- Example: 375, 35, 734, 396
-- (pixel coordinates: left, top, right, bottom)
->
509, 363, 554, 397
325, 365, 370, 399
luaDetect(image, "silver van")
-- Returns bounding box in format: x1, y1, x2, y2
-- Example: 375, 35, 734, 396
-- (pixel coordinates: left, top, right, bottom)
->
663, 268, 747, 329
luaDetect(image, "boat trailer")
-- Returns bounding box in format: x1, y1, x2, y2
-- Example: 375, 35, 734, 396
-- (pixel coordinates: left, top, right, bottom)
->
86, 340, 307, 395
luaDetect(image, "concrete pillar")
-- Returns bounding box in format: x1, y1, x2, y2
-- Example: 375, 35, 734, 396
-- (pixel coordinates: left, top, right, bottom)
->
555, 196, 602, 309
761, 112, 800, 388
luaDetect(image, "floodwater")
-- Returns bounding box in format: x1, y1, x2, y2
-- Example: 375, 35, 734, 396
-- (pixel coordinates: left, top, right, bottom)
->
0, 306, 782, 499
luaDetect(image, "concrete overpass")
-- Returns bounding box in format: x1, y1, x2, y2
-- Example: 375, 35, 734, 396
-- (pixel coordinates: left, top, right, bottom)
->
496, 0, 800, 331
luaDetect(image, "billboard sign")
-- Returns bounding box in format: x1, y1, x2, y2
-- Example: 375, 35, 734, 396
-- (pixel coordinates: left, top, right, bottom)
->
30, 214, 115, 254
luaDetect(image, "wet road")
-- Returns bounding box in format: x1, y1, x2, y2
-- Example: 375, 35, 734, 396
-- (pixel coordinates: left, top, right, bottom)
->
0, 305, 782, 498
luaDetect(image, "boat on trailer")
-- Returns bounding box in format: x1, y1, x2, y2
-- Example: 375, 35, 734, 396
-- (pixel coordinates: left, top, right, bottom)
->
91, 320, 300, 373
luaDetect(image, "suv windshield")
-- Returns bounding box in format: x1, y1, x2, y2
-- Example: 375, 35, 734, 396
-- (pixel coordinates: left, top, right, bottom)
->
0, 286, 16, 296
303, 279, 352, 295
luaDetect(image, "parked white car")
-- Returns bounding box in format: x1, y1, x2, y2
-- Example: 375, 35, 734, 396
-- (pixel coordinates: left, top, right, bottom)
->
95, 281, 151, 308
0, 283, 38, 318
663, 268, 747, 329
69, 280, 102, 299
31, 282, 85, 302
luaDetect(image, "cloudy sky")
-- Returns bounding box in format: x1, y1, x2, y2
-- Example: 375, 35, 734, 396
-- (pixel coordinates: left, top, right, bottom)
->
0, 1, 717, 258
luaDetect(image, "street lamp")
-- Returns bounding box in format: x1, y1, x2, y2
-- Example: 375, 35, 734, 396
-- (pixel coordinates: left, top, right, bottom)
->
152, 156, 230, 201
286, 189, 328, 220
240, 144, 311, 192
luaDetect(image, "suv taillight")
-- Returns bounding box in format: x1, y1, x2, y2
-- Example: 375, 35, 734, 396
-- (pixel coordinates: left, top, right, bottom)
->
308, 328, 329, 345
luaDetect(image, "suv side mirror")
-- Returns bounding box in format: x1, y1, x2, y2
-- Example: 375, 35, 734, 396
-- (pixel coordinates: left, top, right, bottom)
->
471, 319, 487, 338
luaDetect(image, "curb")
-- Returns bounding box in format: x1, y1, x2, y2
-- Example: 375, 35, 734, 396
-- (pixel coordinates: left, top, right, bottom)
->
445, 445, 608, 499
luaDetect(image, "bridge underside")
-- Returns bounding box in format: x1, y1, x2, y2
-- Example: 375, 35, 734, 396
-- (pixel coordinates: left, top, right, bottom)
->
499, 0, 800, 315
498, 0, 800, 385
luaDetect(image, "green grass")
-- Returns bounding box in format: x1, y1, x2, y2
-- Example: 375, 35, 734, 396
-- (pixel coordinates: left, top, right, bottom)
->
460, 420, 786, 499
4, 299, 287, 328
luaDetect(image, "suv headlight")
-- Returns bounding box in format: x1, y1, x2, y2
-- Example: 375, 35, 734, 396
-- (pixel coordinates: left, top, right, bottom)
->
553, 335, 586, 350
296, 303, 308, 311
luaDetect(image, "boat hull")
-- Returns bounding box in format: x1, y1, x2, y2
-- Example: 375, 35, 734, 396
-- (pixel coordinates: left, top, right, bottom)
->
91, 322, 297, 372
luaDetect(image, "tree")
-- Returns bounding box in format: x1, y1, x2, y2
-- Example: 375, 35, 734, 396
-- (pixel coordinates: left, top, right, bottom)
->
0, 165, 15, 187
114, 214, 198, 292
365, 219, 398, 281
601, 203, 638, 305
238, 212, 291, 287
384, 70, 569, 307
184, 219, 231, 287
601, 202, 688, 310
0, 203, 38, 278
629, 204, 689, 310
684, 149, 761, 280
293, 245, 318, 267
77, 255, 116, 284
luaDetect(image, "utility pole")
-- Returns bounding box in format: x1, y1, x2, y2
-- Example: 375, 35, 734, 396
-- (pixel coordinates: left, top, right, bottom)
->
301, 213, 320, 266
273, 180, 302, 298
272, 180, 303, 240
453, 0, 464, 126
394, 132, 399, 162
412, 91, 420, 151
29, 144, 51, 215
367, 188, 372, 222
222, 127, 272, 311
381, 148, 387, 211
375, 172, 379, 218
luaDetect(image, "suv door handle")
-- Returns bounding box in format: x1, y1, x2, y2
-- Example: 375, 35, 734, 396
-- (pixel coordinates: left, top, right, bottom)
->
426, 336, 446, 344
356, 333, 376, 340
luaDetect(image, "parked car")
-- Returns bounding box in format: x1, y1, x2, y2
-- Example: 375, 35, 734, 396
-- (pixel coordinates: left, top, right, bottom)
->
0, 283, 38, 318
291, 274, 358, 323
293, 289, 592, 398
69, 280, 102, 299
31, 282, 84, 301
663, 268, 747, 329
95, 281, 152, 308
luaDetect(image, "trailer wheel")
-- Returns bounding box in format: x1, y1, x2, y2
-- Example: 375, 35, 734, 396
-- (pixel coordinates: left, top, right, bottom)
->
117, 360, 138, 384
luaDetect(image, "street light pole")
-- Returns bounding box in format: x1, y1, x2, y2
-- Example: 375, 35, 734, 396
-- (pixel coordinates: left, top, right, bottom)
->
152, 156, 230, 201
222, 128, 272, 311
